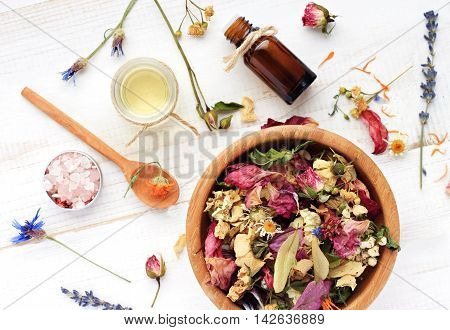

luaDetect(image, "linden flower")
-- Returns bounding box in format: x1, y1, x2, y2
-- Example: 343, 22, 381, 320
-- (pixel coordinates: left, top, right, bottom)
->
149, 175, 173, 198
188, 22, 205, 36
350, 98, 368, 118
388, 133, 408, 156
204, 5, 214, 21
351, 86, 361, 98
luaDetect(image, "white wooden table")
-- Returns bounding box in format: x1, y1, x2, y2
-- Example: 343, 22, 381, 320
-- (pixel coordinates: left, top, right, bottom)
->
0, 0, 449, 310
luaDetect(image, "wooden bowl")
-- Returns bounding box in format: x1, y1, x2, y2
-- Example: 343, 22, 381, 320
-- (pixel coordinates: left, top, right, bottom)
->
186, 126, 399, 310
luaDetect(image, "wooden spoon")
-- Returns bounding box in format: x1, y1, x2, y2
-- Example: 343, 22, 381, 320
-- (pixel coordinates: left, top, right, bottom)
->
21, 87, 179, 209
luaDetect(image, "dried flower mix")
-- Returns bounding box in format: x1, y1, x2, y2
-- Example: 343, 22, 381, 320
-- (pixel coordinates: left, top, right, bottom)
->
44, 152, 101, 209
203, 141, 399, 309
330, 66, 411, 154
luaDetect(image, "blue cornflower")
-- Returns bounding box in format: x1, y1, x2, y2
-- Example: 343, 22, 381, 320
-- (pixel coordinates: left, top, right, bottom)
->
61, 287, 132, 310
11, 208, 46, 244
312, 226, 322, 238
61, 58, 88, 83
111, 28, 125, 57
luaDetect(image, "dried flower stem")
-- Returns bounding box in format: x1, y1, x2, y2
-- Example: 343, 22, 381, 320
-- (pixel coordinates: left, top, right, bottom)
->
123, 161, 161, 198
46, 236, 131, 283
153, 0, 212, 129
419, 10, 438, 189
86, 0, 138, 60
151, 278, 161, 308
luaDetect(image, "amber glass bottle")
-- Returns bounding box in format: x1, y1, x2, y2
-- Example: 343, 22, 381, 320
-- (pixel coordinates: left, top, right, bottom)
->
224, 17, 317, 105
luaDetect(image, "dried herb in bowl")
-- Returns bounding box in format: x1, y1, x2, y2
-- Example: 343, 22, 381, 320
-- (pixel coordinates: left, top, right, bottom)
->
202, 142, 399, 310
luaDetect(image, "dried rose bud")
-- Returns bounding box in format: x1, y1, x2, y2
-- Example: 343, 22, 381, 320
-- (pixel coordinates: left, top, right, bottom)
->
204, 110, 218, 129
188, 23, 204, 36
111, 28, 125, 56
302, 2, 336, 34
204, 5, 214, 21
61, 58, 88, 82
219, 115, 232, 129
146, 254, 166, 279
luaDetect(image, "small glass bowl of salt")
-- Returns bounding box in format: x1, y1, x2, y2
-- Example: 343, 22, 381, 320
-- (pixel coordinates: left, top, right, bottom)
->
43, 151, 102, 210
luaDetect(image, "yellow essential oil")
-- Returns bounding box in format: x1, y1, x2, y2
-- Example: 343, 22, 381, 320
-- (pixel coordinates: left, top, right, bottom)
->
121, 68, 169, 117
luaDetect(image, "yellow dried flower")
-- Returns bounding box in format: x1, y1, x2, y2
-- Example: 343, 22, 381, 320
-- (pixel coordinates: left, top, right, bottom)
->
188, 23, 205, 36
350, 98, 368, 118
174, 30, 182, 38
204, 5, 214, 21
351, 86, 361, 98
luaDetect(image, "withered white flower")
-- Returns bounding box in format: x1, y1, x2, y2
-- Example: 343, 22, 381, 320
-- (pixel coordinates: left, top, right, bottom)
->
313, 159, 337, 191
234, 232, 265, 276
299, 209, 321, 246
329, 261, 366, 278
227, 266, 251, 302
336, 274, 357, 291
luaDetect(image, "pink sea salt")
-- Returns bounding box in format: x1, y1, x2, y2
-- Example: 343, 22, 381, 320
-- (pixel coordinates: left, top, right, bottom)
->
44, 152, 101, 209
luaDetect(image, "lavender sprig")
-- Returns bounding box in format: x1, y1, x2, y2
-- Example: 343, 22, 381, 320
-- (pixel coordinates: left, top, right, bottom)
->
61, 287, 132, 310
419, 10, 438, 189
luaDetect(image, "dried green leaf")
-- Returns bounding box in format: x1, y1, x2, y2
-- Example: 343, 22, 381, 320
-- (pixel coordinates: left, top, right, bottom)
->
311, 236, 329, 281
213, 101, 243, 111
273, 232, 300, 293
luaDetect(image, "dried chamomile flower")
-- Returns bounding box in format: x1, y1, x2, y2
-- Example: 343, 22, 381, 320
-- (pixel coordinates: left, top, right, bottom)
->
388, 133, 408, 156
240, 96, 257, 123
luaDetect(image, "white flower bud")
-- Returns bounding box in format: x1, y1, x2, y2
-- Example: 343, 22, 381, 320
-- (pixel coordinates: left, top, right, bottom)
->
378, 236, 387, 246
368, 245, 380, 257
360, 240, 371, 249
367, 257, 378, 267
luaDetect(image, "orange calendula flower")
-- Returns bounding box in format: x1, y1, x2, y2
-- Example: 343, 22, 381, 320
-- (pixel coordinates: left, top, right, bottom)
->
373, 75, 390, 100
321, 297, 340, 310
149, 175, 173, 198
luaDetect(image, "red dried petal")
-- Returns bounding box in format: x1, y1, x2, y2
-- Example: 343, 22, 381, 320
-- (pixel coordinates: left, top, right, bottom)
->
357, 190, 380, 219
360, 109, 388, 154
261, 115, 318, 129
224, 164, 276, 190
205, 221, 222, 258
205, 257, 237, 290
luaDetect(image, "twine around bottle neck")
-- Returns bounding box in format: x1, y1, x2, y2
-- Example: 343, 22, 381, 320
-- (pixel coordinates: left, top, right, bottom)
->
223, 26, 278, 72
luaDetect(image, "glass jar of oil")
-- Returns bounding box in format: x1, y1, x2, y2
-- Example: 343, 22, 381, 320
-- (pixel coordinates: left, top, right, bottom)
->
111, 58, 178, 125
